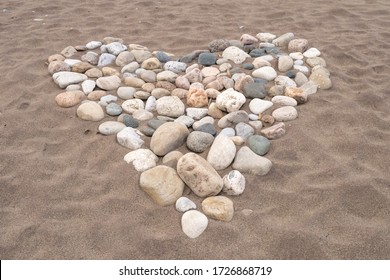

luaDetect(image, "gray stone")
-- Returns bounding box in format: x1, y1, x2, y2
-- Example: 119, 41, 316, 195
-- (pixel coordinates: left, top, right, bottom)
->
150, 122, 189, 156
176, 197, 197, 213
156, 51, 172, 63
233, 146, 272, 175
147, 119, 166, 130
106, 42, 127, 56
207, 134, 236, 170
177, 153, 223, 197
98, 121, 126, 135
247, 135, 271, 156
186, 108, 209, 120
186, 131, 214, 153
140, 166, 184, 206
123, 115, 139, 128
208, 39, 230, 52
218, 110, 249, 128
196, 123, 217, 136
235, 122, 254, 140
106, 103, 122, 116
243, 82, 267, 99
198, 53, 217, 66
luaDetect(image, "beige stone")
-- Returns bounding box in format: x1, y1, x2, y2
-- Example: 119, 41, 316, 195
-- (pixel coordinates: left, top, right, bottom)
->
202, 196, 234, 222
55, 90, 84, 108
187, 88, 208, 108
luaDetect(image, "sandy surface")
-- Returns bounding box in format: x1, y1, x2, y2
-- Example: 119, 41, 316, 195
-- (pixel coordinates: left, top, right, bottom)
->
0, 0, 389, 259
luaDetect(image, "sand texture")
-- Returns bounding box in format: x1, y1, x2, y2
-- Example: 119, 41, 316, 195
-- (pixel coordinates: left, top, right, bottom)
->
1, 0, 390, 259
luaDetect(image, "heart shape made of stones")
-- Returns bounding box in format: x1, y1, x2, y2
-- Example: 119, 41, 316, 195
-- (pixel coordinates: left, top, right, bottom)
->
48, 32, 332, 238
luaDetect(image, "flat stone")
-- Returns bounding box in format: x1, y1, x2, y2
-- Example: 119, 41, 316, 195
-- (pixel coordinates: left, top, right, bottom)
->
124, 148, 158, 172
61, 46, 77, 58
217, 110, 249, 128
123, 77, 145, 88
181, 210, 208, 239
249, 48, 266, 57
133, 109, 154, 121
156, 96, 185, 117
123, 115, 139, 128
252, 66, 277, 81
207, 134, 236, 170
150, 122, 189, 156
176, 197, 197, 213
175, 115, 195, 128
196, 123, 217, 136
131, 49, 153, 63
271, 95, 298, 106
187, 131, 215, 153
140, 70, 157, 83
52, 72, 88, 89
86, 41, 102, 50
208, 39, 230, 52
85, 68, 102, 78
156, 70, 178, 83
252, 57, 271, 68
96, 75, 121, 91
306, 57, 327, 68
300, 81, 318, 95
261, 122, 286, 139
140, 166, 184, 206
249, 98, 273, 115
186, 108, 209, 120
148, 119, 166, 130
243, 82, 267, 99
202, 196, 234, 222
48, 61, 71, 75
272, 106, 298, 121
98, 121, 126, 135
117, 127, 144, 149
272, 32, 294, 47
233, 146, 272, 175
151, 88, 171, 99
76, 101, 104, 121
55, 90, 84, 108
275, 75, 297, 88
235, 122, 254, 140
121, 61, 140, 73
256, 32, 276, 42
222, 46, 250, 64
223, 170, 246, 196
155, 51, 172, 63
309, 67, 332, 89
288, 39, 309, 53
177, 152, 223, 197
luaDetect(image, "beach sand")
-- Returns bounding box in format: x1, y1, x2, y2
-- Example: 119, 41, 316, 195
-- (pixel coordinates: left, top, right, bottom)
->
0, 0, 389, 259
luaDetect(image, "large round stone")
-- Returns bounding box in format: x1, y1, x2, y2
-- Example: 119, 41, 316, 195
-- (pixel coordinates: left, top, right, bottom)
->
150, 122, 189, 156
177, 153, 223, 197
140, 166, 185, 206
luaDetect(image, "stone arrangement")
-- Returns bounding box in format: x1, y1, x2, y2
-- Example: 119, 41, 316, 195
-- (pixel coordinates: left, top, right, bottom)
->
48, 32, 332, 238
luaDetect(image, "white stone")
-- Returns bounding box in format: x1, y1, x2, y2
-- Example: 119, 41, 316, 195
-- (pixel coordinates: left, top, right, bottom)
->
156, 96, 185, 117
52, 72, 88, 89
222, 46, 250, 64
117, 127, 144, 149
252, 57, 271, 68
81, 80, 95, 95
201, 67, 220, 77
271, 96, 298, 106
256, 32, 276, 42
145, 96, 157, 112
294, 65, 310, 74
121, 61, 140, 73
186, 108, 209, 120
121, 99, 144, 114
133, 109, 154, 121
156, 70, 178, 83
207, 134, 236, 170
300, 81, 318, 95
303, 47, 321, 58
223, 170, 246, 196
278, 55, 294, 72
289, 52, 304, 60
216, 88, 246, 113
252, 66, 277, 81
249, 98, 273, 115
117, 87, 136, 100
106, 42, 127, 56
99, 94, 117, 106
98, 121, 126, 135
76, 101, 104, 121
123, 149, 158, 172
220, 127, 235, 137
294, 59, 304, 66
272, 106, 298, 122
260, 55, 274, 62
175, 115, 195, 128
86, 41, 102, 50
164, 61, 187, 73
275, 75, 297, 88
181, 210, 208, 239
63, 59, 82, 67
175, 197, 197, 213
98, 53, 116, 67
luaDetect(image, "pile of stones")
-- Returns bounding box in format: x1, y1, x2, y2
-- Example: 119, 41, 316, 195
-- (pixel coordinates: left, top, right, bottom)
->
47, 32, 331, 238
